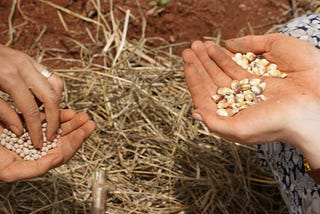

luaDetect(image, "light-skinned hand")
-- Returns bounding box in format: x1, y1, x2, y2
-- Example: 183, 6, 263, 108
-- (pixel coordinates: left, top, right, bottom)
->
182, 39, 320, 169
0, 109, 96, 182
0, 44, 63, 149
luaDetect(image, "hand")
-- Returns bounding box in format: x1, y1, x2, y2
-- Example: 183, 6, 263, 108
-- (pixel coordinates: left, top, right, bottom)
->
0, 44, 63, 148
182, 40, 320, 169
224, 33, 320, 95
0, 109, 96, 182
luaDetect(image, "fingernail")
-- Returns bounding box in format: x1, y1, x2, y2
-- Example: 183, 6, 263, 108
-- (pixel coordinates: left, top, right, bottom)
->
193, 113, 202, 121
34, 141, 43, 149
47, 130, 57, 141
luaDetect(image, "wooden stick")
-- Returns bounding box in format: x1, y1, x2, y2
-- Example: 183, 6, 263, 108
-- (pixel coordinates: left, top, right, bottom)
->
91, 169, 107, 214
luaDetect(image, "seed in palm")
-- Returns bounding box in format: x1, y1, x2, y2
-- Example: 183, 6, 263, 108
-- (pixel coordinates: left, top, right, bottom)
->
0, 123, 61, 160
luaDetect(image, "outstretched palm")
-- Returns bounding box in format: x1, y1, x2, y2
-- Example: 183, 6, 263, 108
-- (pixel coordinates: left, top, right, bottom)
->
0, 109, 96, 182
182, 39, 320, 151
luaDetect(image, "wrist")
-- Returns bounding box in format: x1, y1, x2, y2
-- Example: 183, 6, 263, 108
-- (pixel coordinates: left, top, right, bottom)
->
281, 123, 320, 170
283, 95, 320, 169
288, 129, 320, 170
302, 146, 320, 170
286, 131, 320, 184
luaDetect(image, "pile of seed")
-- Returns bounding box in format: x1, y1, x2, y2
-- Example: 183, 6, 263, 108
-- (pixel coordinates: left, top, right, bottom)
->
213, 52, 288, 117
212, 78, 267, 117
232, 52, 287, 78
0, 123, 61, 160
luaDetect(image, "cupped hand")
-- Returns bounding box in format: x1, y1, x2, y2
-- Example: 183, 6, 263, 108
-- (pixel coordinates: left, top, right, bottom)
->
182, 40, 320, 156
0, 109, 96, 182
224, 33, 320, 94
0, 44, 63, 148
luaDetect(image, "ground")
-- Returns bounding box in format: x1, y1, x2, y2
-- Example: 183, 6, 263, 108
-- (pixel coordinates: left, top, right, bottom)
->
0, 0, 291, 59
0, 0, 298, 212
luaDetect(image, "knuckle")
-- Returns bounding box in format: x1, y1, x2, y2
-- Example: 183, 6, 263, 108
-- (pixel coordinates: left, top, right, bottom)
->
47, 89, 61, 105
42, 87, 61, 107
55, 78, 64, 95
1, 64, 19, 86
15, 52, 31, 66
24, 105, 40, 119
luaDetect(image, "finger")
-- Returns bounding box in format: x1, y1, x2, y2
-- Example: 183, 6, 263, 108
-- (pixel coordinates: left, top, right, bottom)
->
49, 120, 96, 167
38, 87, 60, 141
207, 44, 251, 80
29, 57, 63, 140
19, 60, 61, 141
204, 41, 234, 57
31, 61, 64, 96
6, 78, 43, 148
0, 99, 23, 135
225, 34, 283, 54
60, 120, 96, 160
182, 48, 217, 109
191, 40, 232, 87
60, 109, 77, 123
40, 109, 76, 124
60, 112, 90, 135
48, 74, 64, 96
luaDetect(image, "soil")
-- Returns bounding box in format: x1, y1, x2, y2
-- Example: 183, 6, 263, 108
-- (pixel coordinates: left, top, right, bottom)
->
0, 1, 293, 212
0, 0, 292, 62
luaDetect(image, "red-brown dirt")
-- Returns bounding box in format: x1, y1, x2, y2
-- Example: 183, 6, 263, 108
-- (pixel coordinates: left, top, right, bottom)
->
0, 0, 291, 60
0, 1, 295, 212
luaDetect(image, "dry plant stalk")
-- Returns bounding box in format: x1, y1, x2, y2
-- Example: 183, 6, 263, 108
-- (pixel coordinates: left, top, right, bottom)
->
91, 169, 107, 214
1, 0, 318, 213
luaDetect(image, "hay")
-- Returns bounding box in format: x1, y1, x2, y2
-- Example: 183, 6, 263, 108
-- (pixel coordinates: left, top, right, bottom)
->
0, 0, 319, 213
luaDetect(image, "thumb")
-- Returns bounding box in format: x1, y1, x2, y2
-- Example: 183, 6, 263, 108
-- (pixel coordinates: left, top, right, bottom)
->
225, 33, 283, 54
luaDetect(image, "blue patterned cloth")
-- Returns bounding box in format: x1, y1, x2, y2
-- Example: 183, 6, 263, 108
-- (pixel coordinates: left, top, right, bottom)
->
256, 14, 320, 214
279, 14, 320, 48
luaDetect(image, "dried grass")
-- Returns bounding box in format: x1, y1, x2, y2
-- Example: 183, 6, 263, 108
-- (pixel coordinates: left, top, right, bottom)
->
0, 0, 319, 213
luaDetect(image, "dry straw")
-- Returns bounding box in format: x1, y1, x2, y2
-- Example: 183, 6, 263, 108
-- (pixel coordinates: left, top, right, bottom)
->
0, 0, 318, 213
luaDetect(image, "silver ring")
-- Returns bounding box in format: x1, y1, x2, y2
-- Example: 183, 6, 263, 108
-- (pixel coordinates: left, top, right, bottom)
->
40, 68, 53, 79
